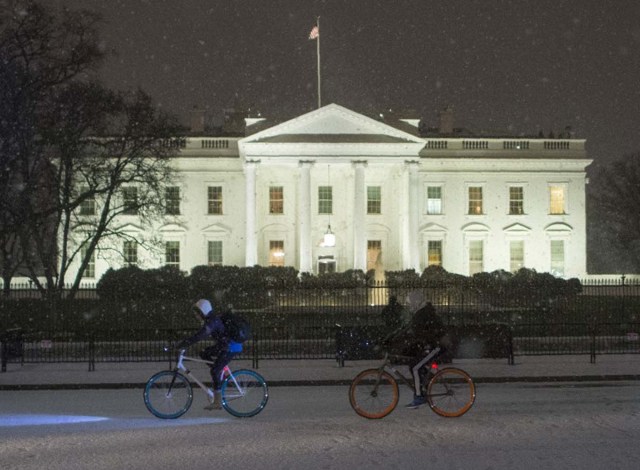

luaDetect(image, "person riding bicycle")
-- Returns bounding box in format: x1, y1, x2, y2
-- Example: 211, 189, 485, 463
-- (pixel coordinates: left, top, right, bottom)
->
386, 290, 447, 409
176, 297, 242, 410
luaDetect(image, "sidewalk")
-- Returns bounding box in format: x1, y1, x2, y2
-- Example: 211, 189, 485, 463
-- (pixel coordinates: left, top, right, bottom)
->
1, 355, 639, 390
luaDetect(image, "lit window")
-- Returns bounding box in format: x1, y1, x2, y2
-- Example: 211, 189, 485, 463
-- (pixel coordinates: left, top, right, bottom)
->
165, 241, 180, 269
367, 240, 382, 271
509, 187, 524, 215
428, 240, 443, 267
550, 240, 565, 276
468, 187, 483, 215
318, 255, 336, 274
469, 240, 483, 275
122, 187, 138, 215
269, 186, 284, 214
81, 246, 95, 278
123, 240, 138, 266
549, 186, 565, 214
510, 240, 524, 273
367, 186, 381, 214
426, 186, 442, 215
79, 187, 96, 215
207, 186, 223, 215
165, 187, 181, 215
318, 186, 333, 214
208, 240, 223, 266
269, 240, 285, 266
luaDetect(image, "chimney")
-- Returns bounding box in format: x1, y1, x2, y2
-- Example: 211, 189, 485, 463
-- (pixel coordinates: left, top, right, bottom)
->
439, 106, 454, 135
190, 107, 206, 134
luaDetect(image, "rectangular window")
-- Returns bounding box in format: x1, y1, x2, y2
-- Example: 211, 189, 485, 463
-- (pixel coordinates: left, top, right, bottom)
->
165, 241, 180, 269
318, 186, 333, 214
81, 246, 95, 278
269, 240, 285, 266
468, 187, 483, 215
509, 186, 524, 215
510, 240, 524, 273
123, 240, 138, 266
269, 186, 284, 214
550, 240, 565, 276
79, 187, 96, 215
549, 186, 565, 214
208, 240, 223, 266
367, 240, 382, 271
426, 186, 442, 215
428, 240, 443, 267
318, 255, 336, 274
122, 187, 138, 215
469, 240, 483, 275
165, 186, 181, 215
367, 186, 381, 214
207, 186, 223, 215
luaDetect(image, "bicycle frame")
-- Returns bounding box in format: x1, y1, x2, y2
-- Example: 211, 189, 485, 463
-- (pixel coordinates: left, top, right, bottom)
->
377, 352, 439, 393
173, 350, 241, 402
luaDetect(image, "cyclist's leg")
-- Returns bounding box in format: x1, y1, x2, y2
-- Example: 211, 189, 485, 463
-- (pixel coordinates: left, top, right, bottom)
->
406, 347, 441, 407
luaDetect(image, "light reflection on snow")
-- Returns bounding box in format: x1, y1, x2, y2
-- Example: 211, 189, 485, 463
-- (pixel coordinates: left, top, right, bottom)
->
0, 414, 110, 427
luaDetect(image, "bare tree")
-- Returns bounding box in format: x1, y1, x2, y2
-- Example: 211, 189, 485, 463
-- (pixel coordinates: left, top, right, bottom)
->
588, 152, 640, 271
1, 1, 183, 300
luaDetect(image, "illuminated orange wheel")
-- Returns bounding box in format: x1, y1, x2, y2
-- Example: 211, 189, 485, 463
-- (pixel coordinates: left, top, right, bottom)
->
426, 367, 476, 417
349, 369, 399, 419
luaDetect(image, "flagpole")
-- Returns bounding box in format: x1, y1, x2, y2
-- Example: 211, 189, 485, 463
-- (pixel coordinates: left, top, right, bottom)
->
316, 16, 321, 108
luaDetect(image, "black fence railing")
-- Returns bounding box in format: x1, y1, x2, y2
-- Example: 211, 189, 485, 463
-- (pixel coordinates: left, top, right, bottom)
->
3, 321, 640, 372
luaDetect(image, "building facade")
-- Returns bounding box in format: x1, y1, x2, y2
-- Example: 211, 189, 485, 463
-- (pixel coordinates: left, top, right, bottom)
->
83, 104, 591, 280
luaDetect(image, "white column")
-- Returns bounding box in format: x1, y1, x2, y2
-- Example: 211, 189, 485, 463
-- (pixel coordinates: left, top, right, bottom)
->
244, 160, 260, 266
405, 161, 421, 271
352, 161, 367, 271
298, 161, 314, 273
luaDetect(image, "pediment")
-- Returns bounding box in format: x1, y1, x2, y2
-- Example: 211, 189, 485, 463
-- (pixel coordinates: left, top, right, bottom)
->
241, 104, 424, 145
158, 223, 188, 233
503, 223, 532, 233
420, 222, 448, 233
544, 222, 573, 233
202, 223, 232, 234
461, 222, 490, 232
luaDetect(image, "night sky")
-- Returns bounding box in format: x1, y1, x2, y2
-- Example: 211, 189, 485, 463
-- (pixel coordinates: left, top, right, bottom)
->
59, 0, 640, 163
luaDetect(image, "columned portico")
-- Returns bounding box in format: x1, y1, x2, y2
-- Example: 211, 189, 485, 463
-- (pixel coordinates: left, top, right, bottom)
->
244, 160, 260, 266
298, 160, 314, 273
353, 160, 367, 271
405, 160, 421, 271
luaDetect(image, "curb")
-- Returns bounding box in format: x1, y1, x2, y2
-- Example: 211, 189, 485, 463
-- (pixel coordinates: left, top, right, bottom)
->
2, 374, 639, 391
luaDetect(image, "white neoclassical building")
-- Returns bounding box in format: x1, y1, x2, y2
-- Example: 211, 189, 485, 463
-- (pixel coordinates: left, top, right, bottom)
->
84, 103, 591, 280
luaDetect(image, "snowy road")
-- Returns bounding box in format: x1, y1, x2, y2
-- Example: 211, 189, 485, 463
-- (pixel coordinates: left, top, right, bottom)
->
1, 382, 640, 469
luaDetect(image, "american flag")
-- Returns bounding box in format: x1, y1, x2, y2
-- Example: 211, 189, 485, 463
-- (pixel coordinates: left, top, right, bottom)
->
309, 25, 319, 40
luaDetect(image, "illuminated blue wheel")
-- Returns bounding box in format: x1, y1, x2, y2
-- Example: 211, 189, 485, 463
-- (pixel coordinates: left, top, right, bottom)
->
221, 369, 269, 418
144, 371, 193, 419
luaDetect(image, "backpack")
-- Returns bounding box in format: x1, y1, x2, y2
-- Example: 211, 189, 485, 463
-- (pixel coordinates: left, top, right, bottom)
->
222, 312, 252, 343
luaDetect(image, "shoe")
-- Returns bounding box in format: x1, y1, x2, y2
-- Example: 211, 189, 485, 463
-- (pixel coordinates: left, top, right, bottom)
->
405, 395, 427, 409
204, 395, 222, 411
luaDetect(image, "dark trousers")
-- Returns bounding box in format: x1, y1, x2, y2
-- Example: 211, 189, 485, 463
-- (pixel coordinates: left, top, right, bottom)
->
200, 344, 237, 390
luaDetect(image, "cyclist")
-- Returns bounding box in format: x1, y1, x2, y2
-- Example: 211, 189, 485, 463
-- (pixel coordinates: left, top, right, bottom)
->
387, 290, 447, 409
177, 297, 242, 410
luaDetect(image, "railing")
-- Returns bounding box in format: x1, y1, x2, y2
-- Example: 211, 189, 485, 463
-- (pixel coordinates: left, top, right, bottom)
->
3, 322, 639, 372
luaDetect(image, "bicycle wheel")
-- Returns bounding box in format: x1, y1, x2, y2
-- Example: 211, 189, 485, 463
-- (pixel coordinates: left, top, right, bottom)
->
426, 367, 476, 418
221, 369, 269, 418
349, 368, 399, 419
144, 370, 193, 419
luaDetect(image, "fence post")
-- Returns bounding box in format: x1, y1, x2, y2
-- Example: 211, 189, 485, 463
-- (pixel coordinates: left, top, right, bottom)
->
252, 329, 259, 369
1, 341, 6, 373
88, 334, 95, 371
589, 322, 596, 364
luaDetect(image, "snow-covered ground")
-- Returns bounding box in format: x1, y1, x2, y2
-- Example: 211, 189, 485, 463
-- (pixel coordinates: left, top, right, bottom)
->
1, 382, 639, 469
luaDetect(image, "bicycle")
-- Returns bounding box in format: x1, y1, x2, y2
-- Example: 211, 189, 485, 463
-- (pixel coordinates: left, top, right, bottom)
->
143, 348, 269, 419
349, 351, 476, 419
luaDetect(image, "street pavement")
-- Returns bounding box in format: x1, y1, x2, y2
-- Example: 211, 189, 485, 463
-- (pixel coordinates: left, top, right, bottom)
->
1, 354, 639, 390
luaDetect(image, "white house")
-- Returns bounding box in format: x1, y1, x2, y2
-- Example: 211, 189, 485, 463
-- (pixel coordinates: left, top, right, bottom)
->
85, 103, 591, 280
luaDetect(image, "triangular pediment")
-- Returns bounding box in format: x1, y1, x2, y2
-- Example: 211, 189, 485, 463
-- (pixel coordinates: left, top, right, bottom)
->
241, 104, 424, 145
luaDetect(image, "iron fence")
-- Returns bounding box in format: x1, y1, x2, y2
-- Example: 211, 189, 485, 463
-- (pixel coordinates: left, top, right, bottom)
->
3, 321, 640, 372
